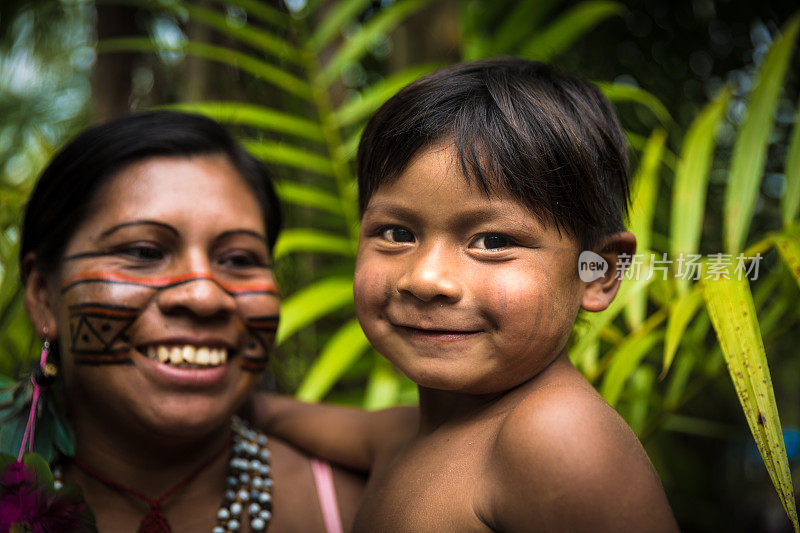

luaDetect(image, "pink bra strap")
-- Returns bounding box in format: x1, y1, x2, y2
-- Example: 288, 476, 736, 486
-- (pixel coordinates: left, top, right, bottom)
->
311, 458, 343, 533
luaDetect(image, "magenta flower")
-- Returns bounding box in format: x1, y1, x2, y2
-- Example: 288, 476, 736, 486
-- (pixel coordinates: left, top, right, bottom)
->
0, 460, 94, 533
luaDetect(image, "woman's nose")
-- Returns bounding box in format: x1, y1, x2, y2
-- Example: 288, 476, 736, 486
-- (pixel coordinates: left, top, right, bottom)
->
396, 244, 463, 302
156, 262, 237, 319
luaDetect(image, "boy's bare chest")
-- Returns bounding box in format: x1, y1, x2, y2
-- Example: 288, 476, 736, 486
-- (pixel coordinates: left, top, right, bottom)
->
353, 427, 497, 533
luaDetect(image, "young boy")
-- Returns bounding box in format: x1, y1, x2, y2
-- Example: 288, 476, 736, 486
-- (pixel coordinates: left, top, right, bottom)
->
254, 58, 678, 532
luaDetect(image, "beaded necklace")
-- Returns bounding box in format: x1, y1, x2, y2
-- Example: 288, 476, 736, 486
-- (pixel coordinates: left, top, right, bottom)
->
53, 416, 273, 533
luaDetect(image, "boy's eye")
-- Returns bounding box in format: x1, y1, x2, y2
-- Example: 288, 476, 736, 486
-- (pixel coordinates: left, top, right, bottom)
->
118, 245, 163, 261
381, 226, 415, 243
471, 233, 514, 250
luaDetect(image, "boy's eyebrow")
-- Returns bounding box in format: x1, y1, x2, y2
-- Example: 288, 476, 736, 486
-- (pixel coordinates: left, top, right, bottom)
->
365, 202, 544, 232
362, 202, 424, 226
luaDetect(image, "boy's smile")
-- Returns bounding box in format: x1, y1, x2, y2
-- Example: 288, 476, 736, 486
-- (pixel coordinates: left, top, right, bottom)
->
354, 143, 588, 395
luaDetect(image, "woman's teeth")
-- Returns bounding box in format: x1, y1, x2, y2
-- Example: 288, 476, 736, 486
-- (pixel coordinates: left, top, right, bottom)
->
145, 345, 228, 367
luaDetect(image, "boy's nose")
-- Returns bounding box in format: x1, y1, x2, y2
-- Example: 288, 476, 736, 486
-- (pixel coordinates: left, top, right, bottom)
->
396, 244, 463, 302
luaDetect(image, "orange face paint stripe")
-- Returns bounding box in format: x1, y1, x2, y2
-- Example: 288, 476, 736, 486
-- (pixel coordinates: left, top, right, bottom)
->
61, 271, 279, 295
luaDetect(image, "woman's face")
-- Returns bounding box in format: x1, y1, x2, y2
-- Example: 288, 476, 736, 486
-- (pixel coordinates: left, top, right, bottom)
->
31, 155, 279, 439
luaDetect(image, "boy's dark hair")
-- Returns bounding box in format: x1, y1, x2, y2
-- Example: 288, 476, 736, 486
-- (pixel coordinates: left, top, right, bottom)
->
20, 111, 282, 278
357, 57, 630, 249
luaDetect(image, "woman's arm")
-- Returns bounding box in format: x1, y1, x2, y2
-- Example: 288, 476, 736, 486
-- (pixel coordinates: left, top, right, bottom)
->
247, 392, 417, 472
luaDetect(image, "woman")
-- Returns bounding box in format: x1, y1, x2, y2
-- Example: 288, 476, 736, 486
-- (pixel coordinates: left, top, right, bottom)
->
17, 111, 363, 531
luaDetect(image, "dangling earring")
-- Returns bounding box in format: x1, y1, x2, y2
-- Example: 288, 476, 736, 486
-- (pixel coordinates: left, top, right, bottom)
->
17, 333, 57, 461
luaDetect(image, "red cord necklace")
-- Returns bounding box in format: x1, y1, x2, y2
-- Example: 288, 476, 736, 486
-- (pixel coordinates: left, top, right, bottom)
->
73, 439, 230, 533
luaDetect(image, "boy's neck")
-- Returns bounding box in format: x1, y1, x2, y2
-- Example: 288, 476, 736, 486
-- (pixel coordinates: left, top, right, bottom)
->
415, 350, 573, 434
416, 387, 505, 434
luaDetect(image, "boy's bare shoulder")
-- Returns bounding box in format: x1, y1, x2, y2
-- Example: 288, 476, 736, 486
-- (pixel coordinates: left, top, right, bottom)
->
487, 374, 678, 532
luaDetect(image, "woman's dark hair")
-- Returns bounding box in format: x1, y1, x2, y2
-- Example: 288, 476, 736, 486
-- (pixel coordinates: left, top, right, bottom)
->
357, 57, 630, 249
20, 111, 282, 278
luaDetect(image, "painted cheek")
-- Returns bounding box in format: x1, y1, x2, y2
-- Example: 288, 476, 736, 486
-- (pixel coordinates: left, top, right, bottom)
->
63, 280, 155, 366
236, 293, 280, 374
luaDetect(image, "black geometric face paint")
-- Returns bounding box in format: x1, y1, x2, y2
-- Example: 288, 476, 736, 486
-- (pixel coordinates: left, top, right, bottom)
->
61, 270, 279, 371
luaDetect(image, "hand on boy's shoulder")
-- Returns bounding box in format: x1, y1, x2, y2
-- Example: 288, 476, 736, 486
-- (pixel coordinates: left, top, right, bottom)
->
488, 382, 678, 532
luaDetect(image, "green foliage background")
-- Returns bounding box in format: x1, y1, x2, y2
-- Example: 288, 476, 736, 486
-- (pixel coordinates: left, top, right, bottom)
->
1, 0, 800, 530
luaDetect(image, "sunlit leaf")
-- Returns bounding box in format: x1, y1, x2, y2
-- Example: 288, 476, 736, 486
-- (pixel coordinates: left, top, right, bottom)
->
98, 38, 313, 99
163, 101, 325, 142
600, 329, 662, 407
295, 318, 370, 401
333, 64, 436, 127
670, 86, 732, 291
569, 275, 652, 368
724, 14, 800, 253
702, 269, 798, 530
243, 140, 334, 176
662, 286, 704, 377
322, 0, 432, 85
772, 233, 800, 290
519, 1, 623, 62
310, 0, 373, 52
363, 354, 401, 410
276, 276, 354, 344
627, 365, 655, 435
626, 128, 666, 329
340, 126, 363, 161
596, 81, 673, 129
783, 98, 800, 228
274, 181, 342, 215
273, 228, 355, 260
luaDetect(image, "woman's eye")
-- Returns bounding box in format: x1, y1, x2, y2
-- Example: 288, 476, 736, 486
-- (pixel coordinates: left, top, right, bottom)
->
381, 226, 415, 243
119, 245, 163, 261
219, 252, 262, 268
472, 234, 514, 250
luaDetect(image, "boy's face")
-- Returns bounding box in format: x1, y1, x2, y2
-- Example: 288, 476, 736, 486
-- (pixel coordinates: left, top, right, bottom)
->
354, 143, 587, 395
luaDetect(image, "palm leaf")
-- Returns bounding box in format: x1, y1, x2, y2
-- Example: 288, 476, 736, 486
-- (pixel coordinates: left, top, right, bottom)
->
97, 38, 313, 99
702, 270, 798, 531
363, 355, 401, 410
490, 0, 562, 55
662, 286, 704, 377
625, 128, 666, 329
163, 101, 325, 142
273, 228, 355, 259
772, 233, 800, 290
309, 0, 373, 52
295, 318, 370, 401
600, 329, 662, 407
670, 86, 732, 290
596, 81, 673, 129
783, 97, 800, 227
274, 181, 343, 215
209, 0, 290, 28
276, 276, 354, 344
519, 1, 623, 62
181, 2, 302, 63
243, 140, 334, 176
724, 13, 800, 253
322, 0, 432, 85
333, 64, 436, 128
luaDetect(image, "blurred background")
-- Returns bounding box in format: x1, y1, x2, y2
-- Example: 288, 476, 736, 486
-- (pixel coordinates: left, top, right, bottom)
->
1, 0, 799, 530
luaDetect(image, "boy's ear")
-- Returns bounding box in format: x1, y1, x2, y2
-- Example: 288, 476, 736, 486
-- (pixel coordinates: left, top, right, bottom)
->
22, 253, 59, 339
580, 231, 637, 313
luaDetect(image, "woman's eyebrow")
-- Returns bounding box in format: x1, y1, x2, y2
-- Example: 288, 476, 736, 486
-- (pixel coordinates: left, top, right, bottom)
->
98, 220, 180, 239
216, 229, 267, 242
